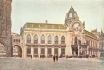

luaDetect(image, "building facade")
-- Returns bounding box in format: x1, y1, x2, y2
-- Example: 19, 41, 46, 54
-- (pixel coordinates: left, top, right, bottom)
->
13, 7, 100, 58
99, 30, 104, 57
11, 33, 23, 57
0, 0, 12, 57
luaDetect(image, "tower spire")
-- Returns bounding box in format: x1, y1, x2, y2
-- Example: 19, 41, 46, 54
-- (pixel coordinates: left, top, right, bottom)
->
64, 6, 79, 27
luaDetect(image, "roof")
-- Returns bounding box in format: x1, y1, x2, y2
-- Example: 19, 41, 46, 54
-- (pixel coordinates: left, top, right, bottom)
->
84, 30, 97, 38
24, 22, 66, 29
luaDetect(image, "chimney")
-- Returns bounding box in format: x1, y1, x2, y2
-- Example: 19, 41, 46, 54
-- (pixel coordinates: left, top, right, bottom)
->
45, 20, 48, 24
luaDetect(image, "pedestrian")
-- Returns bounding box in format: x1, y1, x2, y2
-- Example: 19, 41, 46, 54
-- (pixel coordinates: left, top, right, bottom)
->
56, 55, 58, 61
53, 55, 55, 62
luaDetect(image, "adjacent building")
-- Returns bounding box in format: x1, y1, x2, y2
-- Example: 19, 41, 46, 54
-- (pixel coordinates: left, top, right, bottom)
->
99, 30, 104, 57
16, 6, 100, 58
11, 33, 23, 57
0, 0, 12, 57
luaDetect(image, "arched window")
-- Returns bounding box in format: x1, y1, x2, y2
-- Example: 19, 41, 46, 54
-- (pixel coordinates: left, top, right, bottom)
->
48, 35, 51, 44
16, 39, 18, 42
69, 13, 72, 17
34, 35, 38, 44
54, 36, 58, 44
41, 35, 45, 44
18, 39, 20, 43
27, 34, 31, 43
13, 39, 15, 42
0, 43, 6, 56
61, 36, 65, 44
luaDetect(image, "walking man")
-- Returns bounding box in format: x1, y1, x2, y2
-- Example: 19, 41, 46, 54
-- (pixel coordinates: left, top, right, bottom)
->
53, 55, 55, 62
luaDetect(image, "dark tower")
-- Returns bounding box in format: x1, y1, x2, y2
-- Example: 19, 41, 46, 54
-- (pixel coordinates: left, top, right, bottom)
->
0, 0, 12, 57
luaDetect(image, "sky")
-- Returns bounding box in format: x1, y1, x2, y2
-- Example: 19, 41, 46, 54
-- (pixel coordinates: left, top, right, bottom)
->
11, 0, 104, 34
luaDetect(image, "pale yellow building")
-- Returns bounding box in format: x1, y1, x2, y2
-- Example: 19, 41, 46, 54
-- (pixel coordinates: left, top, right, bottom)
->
14, 7, 100, 58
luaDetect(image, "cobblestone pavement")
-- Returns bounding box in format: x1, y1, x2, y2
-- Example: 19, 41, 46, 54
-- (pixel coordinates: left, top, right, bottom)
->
0, 57, 104, 70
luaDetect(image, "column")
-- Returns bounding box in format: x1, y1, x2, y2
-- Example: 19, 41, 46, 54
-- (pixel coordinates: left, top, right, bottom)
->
45, 35, 47, 44
45, 46, 47, 57
38, 34, 40, 44
52, 46, 54, 56
66, 32, 72, 56
78, 45, 80, 56
23, 46, 27, 58
31, 33, 33, 44
59, 35, 61, 44
38, 46, 40, 58
87, 45, 89, 55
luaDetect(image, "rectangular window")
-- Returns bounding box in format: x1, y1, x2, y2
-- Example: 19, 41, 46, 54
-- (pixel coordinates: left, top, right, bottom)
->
27, 47, 31, 54
34, 48, 38, 54
41, 48, 45, 54
27, 40, 31, 43
48, 40, 51, 44
41, 40, 45, 44
34, 40, 38, 44
61, 41, 65, 44
54, 41, 58, 44
47, 48, 52, 54
54, 48, 58, 55
61, 48, 65, 55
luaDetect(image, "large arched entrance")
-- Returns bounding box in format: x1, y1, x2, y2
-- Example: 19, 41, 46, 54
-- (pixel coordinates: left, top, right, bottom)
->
0, 42, 6, 57
12, 45, 22, 57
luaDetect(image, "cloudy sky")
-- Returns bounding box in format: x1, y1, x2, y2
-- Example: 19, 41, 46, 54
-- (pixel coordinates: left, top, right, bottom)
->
11, 0, 104, 34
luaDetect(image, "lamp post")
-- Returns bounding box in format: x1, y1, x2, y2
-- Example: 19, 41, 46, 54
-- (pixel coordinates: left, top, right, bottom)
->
78, 43, 80, 56
78, 38, 81, 56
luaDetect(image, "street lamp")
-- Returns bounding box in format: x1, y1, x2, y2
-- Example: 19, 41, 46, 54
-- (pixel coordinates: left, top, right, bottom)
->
78, 39, 81, 56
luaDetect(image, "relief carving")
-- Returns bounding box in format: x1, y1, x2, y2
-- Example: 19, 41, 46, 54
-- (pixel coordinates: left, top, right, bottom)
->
1, 30, 6, 37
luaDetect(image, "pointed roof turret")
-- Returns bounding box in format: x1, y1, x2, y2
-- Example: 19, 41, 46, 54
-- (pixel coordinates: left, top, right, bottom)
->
64, 6, 79, 27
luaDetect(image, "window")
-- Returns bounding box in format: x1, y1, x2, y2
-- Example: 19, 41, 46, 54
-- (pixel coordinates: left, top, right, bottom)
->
16, 39, 18, 42
0, 43, 6, 56
41, 35, 45, 44
54, 36, 58, 44
47, 48, 52, 54
61, 48, 65, 55
41, 48, 45, 54
34, 48, 38, 54
13, 39, 15, 42
61, 36, 65, 44
54, 48, 58, 55
69, 13, 72, 17
27, 35, 31, 43
34, 35, 38, 44
27, 47, 31, 54
18, 39, 20, 43
48, 35, 51, 44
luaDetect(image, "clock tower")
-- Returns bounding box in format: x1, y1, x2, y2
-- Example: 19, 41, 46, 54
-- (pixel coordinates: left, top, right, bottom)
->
64, 6, 85, 33
64, 6, 86, 56
64, 6, 79, 27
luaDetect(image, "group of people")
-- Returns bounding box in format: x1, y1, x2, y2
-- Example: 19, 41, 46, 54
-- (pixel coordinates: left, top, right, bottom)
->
53, 55, 58, 62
